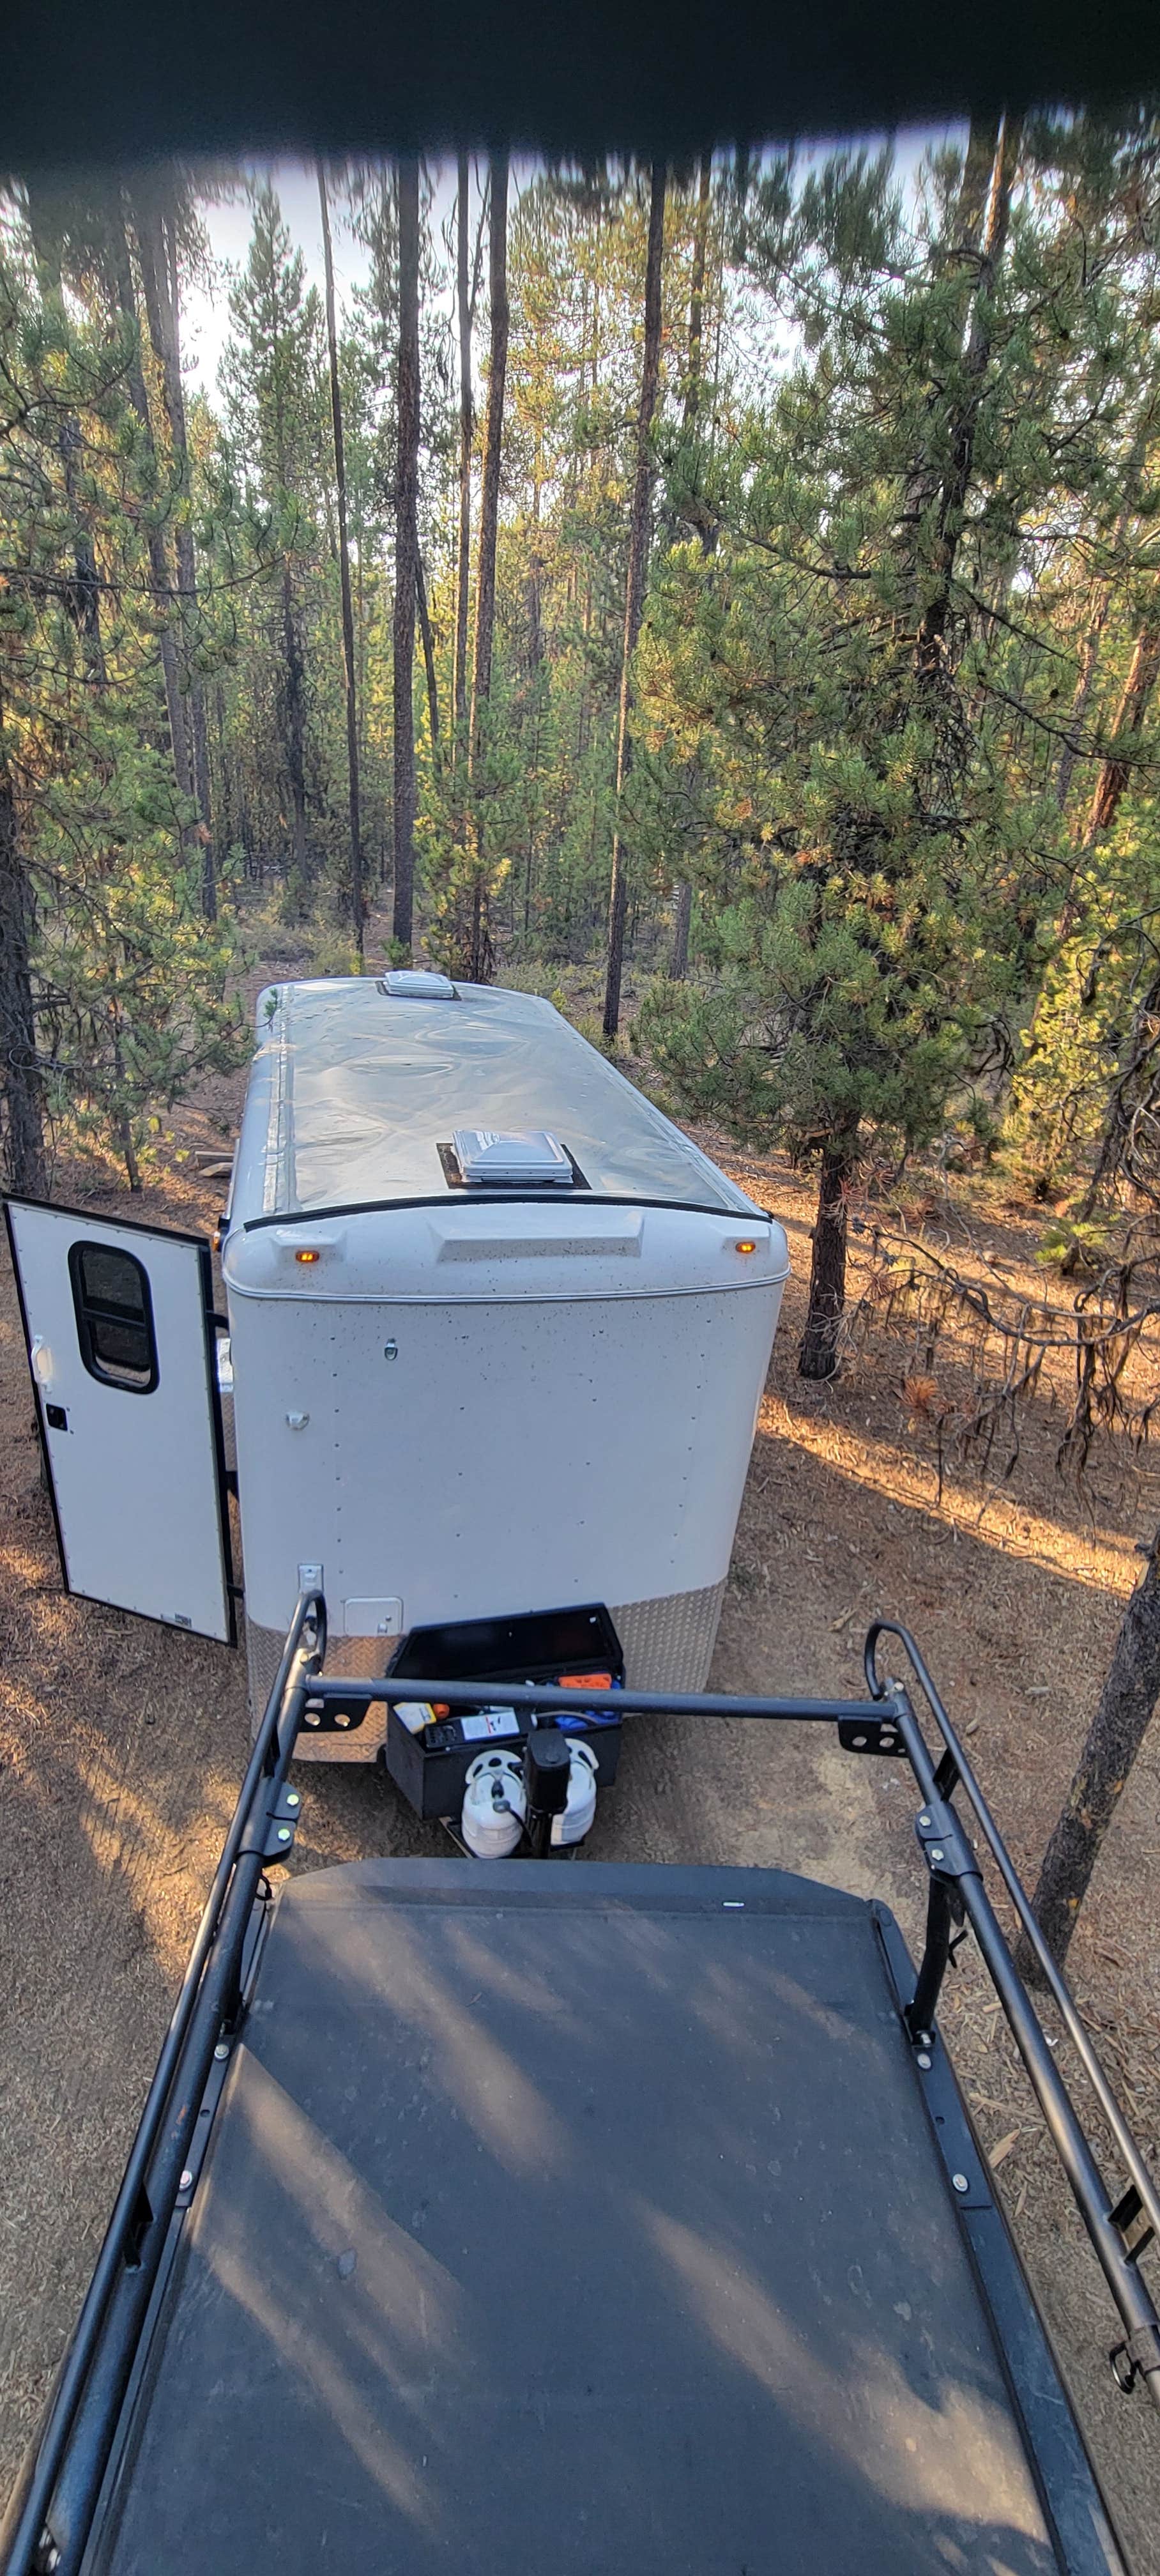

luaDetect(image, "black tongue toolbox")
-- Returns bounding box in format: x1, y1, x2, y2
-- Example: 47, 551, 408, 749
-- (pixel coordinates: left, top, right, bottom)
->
381, 1602, 624, 1820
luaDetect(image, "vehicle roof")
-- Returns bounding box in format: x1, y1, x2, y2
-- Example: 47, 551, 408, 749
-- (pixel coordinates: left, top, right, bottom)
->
229, 977, 763, 1224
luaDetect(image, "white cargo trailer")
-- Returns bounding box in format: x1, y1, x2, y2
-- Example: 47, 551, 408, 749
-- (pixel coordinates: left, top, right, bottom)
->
5, 974, 790, 1763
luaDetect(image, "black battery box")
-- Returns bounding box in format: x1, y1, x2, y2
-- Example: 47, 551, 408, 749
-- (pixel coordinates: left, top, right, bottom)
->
382, 1602, 624, 1821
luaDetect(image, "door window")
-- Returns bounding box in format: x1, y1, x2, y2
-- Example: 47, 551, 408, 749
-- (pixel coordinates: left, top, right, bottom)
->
69, 1241, 159, 1392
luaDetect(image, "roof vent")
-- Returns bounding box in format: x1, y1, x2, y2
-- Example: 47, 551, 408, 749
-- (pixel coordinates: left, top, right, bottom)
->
380, 970, 457, 1000
452, 1128, 573, 1186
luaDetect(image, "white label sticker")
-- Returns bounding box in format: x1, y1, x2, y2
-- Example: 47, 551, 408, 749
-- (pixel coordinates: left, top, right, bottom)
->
460, 1707, 519, 1742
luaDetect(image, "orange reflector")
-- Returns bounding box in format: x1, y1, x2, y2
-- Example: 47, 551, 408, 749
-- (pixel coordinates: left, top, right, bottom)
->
734, 1239, 757, 1255
295, 1248, 321, 1264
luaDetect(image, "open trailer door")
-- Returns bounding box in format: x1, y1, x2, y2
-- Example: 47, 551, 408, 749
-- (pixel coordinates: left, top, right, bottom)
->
4, 1198, 235, 1643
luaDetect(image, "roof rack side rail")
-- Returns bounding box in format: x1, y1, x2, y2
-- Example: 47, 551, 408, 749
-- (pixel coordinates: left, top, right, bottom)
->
0, 1590, 327, 2576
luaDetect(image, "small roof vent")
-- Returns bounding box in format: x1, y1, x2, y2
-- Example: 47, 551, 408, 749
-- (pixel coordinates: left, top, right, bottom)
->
452, 1128, 573, 1186
380, 970, 457, 1000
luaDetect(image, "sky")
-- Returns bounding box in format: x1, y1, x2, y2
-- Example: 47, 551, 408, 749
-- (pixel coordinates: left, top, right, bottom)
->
184, 158, 462, 397
183, 132, 966, 404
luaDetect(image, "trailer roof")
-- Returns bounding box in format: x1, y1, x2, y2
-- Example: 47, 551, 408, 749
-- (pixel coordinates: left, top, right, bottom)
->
95, 1859, 1116, 2576
230, 978, 763, 1223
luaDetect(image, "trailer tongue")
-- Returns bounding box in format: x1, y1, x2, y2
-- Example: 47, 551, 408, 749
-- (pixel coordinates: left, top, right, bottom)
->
3, 1597, 1158, 2576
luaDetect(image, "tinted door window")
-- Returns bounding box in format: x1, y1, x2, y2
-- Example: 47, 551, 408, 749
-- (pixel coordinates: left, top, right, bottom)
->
69, 1241, 159, 1392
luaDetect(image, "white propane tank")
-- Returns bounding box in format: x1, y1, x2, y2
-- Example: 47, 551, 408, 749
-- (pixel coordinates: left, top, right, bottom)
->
551, 1739, 599, 1848
461, 1751, 526, 1859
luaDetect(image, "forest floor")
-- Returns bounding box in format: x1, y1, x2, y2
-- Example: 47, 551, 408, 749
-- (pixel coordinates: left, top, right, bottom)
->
1, 923, 1159, 2564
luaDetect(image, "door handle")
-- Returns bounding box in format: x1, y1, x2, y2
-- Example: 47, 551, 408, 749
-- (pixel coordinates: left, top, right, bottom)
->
30, 1335, 54, 1388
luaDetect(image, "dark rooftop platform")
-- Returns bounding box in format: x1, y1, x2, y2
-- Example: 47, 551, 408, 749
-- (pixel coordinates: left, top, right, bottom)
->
95, 1859, 1124, 2576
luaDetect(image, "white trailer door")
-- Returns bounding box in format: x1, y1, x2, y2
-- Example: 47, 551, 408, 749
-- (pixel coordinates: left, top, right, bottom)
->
5, 1199, 235, 1641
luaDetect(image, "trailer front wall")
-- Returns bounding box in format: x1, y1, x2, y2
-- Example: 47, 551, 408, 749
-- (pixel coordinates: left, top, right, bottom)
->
232, 1279, 781, 1730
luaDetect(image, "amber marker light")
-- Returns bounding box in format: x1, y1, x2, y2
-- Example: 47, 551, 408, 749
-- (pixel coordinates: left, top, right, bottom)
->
734, 1238, 758, 1255
295, 1248, 321, 1264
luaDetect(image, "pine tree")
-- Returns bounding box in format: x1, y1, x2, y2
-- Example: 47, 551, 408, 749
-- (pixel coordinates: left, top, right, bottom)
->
317, 166, 365, 958
0, 206, 240, 1192
603, 164, 666, 1038
391, 157, 420, 953
221, 183, 326, 919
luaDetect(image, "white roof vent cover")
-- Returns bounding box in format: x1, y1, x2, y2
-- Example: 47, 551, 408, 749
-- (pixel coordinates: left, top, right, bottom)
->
381, 970, 457, 1000
452, 1128, 572, 1186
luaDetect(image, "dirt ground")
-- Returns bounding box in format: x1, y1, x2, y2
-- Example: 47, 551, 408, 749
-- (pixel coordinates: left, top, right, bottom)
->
1, 945, 1159, 2567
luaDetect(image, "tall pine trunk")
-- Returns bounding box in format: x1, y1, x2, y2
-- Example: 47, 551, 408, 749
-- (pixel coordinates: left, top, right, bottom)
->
799, 1137, 856, 1381
1055, 424, 1149, 825
1083, 608, 1160, 847
670, 155, 712, 978
318, 167, 364, 960
133, 187, 215, 918
416, 555, 441, 774
454, 151, 473, 765
603, 164, 666, 1039
682, 154, 711, 431
466, 151, 509, 985
102, 192, 197, 854
669, 877, 693, 979
392, 158, 421, 953
1023, 1528, 1160, 1974
0, 757, 46, 1197
282, 564, 310, 914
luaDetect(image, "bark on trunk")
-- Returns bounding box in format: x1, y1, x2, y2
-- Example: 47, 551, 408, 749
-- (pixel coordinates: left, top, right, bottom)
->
1023, 1529, 1160, 1974
282, 563, 310, 913
102, 192, 196, 841
416, 554, 441, 774
392, 158, 421, 953
682, 154, 711, 429
668, 162, 713, 979
799, 1140, 855, 1380
603, 164, 666, 1039
670, 877, 692, 979
453, 151, 473, 762
526, 477, 544, 675
1083, 610, 1160, 848
133, 188, 215, 916
318, 168, 365, 960
0, 762, 46, 1197
466, 151, 510, 980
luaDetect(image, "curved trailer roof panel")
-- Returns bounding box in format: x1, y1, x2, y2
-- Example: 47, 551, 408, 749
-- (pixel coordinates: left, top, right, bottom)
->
229, 977, 765, 1227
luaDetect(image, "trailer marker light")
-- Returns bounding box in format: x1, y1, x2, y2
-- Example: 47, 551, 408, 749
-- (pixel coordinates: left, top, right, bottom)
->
734, 1239, 758, 1256
295, 1247, 321, 1263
